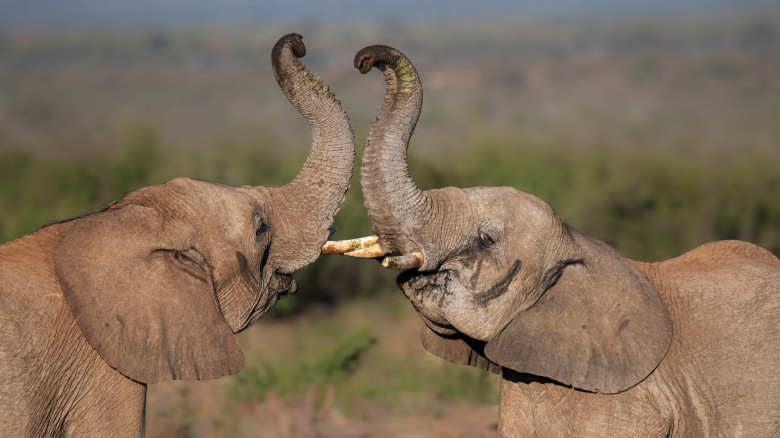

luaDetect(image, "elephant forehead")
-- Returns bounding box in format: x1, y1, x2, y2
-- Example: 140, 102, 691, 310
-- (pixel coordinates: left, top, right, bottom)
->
463, 187, 557, 231
204, 190, 263, 241
161, 179, 262, 240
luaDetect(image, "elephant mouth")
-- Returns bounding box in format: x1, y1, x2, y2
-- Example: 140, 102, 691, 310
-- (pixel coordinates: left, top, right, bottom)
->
270, 273, 298, 297
397, 269, 453, 308
397, 269, 457, 331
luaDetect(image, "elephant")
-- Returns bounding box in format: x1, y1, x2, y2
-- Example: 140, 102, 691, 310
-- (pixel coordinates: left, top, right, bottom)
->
0, 33, 355, 437
324, 45, 780, 436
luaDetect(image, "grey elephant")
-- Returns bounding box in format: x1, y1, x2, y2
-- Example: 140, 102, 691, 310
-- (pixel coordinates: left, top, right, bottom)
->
325, 45, 780, 436
0, 34, 354, 437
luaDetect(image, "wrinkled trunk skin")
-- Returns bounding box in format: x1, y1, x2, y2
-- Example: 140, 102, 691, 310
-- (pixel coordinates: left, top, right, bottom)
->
356, 45, 469, 270
267, 34, 355, 273
355, 45, 428, 258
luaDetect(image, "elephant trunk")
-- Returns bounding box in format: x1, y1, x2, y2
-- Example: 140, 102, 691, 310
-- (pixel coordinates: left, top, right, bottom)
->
268, 34, 355, 273
354, 45, 429, 265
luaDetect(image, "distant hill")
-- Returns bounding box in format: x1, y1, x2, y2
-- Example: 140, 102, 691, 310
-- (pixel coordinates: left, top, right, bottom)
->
1, 0, 779, 29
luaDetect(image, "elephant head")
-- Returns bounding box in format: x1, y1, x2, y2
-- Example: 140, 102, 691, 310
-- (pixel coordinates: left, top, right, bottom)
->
327, 45, 673, 394
53, 34, 354, 384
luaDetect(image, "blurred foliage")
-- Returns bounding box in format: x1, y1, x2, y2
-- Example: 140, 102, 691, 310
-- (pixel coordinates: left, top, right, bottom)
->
411, 137, 780, 262
229, 328, 377, 404
2, 129, 778, 309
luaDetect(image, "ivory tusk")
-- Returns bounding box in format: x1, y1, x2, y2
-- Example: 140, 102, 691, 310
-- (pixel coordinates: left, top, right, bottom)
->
343, 242, 385, 258
321, 235, 379, 255
381, 251, 424, 270
322, 236, 424, 270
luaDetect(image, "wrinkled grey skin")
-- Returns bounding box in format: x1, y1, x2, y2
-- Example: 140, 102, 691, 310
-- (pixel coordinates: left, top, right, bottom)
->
354, 45, 780, 436
0, 34, 354, 437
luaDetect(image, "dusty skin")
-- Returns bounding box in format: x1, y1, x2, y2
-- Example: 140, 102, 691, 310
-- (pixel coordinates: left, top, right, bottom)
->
330, 44, 780, 436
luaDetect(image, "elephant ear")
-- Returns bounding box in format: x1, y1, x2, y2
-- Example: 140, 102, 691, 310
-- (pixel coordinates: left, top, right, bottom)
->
421, 326, 501, 374
54, 202, 244, 384
484, 236, 673, 394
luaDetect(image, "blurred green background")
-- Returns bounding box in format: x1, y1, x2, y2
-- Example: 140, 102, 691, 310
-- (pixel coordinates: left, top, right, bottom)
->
1, 6, 779, 437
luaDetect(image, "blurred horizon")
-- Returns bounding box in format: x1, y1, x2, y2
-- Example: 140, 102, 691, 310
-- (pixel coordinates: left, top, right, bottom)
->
2, 0, 780, 29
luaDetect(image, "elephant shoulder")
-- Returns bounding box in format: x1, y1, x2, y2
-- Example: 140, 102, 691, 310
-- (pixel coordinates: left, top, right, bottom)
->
646, 242, 780, 435
634, 240, 780, 327
644, 241, 780, 334
1, 222, 75, 268
1, 225, 76, 360
658, 240, 780, 274
631, 241, 779, 300
0, 223, 73, 321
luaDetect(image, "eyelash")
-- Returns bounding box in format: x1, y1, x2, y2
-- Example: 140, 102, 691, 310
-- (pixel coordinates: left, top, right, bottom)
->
478, 231, 495, 249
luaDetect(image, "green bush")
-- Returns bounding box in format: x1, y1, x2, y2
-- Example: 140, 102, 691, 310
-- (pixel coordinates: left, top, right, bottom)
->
229, 328, 377, 403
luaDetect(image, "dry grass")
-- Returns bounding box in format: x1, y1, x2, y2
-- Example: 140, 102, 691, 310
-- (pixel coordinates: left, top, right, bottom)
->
146, 294, 499, 437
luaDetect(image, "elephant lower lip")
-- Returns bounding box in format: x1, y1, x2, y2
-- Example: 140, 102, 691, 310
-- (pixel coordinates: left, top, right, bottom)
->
397, 269, 453, 309
280, 277, 297, 296
397, 269, 424, 288
271, 274, 297, 296
396, 272, 423, 297
398, 269, 449, 291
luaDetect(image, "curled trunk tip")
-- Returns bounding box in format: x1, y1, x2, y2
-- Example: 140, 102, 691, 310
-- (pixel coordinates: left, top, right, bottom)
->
354, 45, 403, 74
381, 252, 424, 270
272, 33, 306, 65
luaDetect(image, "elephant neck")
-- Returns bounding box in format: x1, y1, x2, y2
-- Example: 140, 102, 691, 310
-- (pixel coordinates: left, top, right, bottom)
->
1, 222, 74, 270
497, 369, 665, 435
497, 370, 578, 434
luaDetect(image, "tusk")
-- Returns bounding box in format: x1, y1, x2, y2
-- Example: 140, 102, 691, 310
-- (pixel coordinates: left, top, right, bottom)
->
343, 242, 385, 258
322, 236, 424, 269
381, 251, 424, 270
322, 235, 379, 255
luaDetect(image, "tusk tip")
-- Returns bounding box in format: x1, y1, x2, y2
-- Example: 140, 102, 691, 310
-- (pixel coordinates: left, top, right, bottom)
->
381, 251, 424, 270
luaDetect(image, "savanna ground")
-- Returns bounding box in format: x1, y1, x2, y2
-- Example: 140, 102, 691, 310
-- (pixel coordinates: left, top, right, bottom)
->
1, 14, 779, 437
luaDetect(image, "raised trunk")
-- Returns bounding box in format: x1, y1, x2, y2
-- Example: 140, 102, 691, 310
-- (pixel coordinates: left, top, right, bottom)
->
355, 45, 429, 258
267, 34, 355, 272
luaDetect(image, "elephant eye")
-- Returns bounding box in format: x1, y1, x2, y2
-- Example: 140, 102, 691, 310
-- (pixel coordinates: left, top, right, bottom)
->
478, 230, 496, 249
255, 222, 269, 237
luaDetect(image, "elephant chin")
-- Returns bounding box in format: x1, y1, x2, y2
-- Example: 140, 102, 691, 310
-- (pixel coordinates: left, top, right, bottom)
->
420, 316, 459, 336
269, 273, 297, 297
